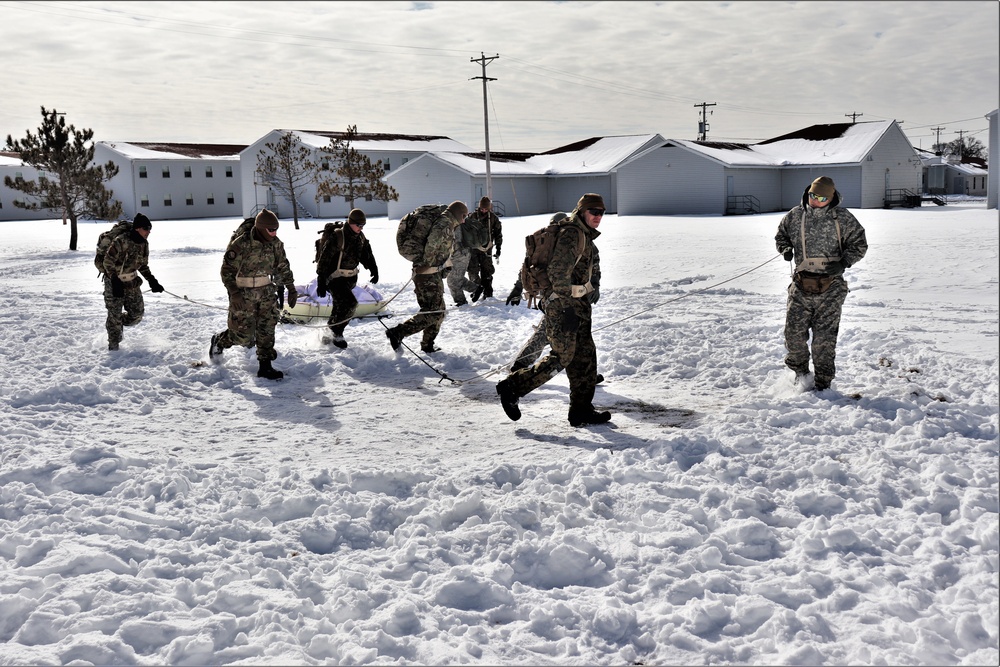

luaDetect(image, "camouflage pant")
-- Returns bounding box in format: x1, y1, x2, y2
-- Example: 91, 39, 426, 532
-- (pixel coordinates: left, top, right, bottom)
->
395, 272, 446, 347
446, 248, 479, 304
214, 285, 281, 361
103, 275, 145, 346
784, 278, 849, 383
510, 317, 550, 372
467, 249, 495, 293
505, 296, 598, 412
326, 275, 359, 337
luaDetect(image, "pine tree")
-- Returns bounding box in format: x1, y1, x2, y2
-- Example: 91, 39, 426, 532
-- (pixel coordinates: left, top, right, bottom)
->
5, 106, 122, 251
317, 125, 399, 210
255, 130, 326, 230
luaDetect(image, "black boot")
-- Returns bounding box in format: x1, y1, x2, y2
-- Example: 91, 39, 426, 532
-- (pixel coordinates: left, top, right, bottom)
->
482, 277, 493, 298
568, 407, 611, 427
386, 327, 403, 351
496, 379, 521, 421
257, 359, 284, 380
470, 284, 484, 302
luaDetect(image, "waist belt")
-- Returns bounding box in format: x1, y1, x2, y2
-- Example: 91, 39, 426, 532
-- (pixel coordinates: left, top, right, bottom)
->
413, 259, 452, 276
118, 271, 137, 281
235, 275, 272, 288
570, 281, 594, 299
328, 268, 358, 279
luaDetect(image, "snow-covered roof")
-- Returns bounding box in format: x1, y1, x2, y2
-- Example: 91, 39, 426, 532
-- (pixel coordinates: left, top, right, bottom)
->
288, 130, 473, 153
0, 151, 24, 167
99, 141, 245, 160
390, 134, 664, 178
658, 121, 901, 168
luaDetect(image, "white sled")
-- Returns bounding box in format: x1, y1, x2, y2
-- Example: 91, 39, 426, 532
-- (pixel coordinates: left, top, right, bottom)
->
281, 280, 390, 325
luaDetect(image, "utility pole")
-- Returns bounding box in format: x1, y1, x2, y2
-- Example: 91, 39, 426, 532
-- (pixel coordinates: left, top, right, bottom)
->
931, 126, 946, 154
845, 112, 863, 123
471, 52, 498, 199
694, 102, 716, 141
955, 130, 967, 159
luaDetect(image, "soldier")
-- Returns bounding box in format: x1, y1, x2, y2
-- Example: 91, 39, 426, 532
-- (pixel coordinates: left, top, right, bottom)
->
385, 200, 468, 354
505, 212, 603, 383
496, 194, 609, 427
446, 211, 481, 307
102, 213, 165, 351
316, 208, 379, 348
465, 196, 503, 300
209, 209, 298, 380
775, 176, 868, 391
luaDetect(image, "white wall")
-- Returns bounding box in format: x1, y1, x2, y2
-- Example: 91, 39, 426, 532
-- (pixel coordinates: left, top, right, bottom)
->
859, 123, 922, 208
0, 162, 54, 220
385, 156, 471, 220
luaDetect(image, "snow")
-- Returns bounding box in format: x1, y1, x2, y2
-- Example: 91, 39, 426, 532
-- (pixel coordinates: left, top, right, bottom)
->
1, 201, 997, 665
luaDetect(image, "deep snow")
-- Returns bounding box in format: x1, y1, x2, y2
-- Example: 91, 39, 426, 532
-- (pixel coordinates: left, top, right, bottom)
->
0, 201, 997, 665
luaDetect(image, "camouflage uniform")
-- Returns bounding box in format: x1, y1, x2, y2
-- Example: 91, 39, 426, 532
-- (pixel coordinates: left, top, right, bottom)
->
510, 245, 601, 372
465, 207, 502, 297
502, 211, 600, 412
775, 186, 867, 388
213, 225, 295, 361
446, 223, 480, 306
317, 224, 378, 337
102, 229, 158, 349
388, 207, 458, 350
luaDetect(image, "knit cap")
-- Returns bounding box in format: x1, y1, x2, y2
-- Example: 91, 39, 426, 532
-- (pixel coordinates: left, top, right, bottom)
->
348, 208, 366, 225
576, 193, 605, 211
254, 208, 279, 231
132, 213, 152, 231
808, 177, 836, 198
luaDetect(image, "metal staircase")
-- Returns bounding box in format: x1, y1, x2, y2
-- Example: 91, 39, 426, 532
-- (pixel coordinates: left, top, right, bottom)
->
725, 194, 761, 215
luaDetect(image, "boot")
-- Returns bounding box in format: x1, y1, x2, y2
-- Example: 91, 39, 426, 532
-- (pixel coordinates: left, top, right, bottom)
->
257, 358, 284, 380
330, 333, 348, 349
568, 407, 611, 427
482, 277, 493, 298
420, 342, 441, 354
108, 340, 120, 351
209, 333, 224, 360
470, 284, 484, 302
496, 379, 521, 422
385, 327, 403, 351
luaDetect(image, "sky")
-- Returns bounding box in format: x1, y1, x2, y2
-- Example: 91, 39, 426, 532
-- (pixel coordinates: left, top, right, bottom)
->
0, 201, 997, 664
2, 0, 998, 154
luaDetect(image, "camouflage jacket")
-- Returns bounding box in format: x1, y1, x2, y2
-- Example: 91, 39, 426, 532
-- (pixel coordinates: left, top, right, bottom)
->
464, 209, 503, 252
317, 225, 377, 279
416, 210, 458, 268
221, 228, 294, 291
103, 231, 154, 282
548, 211, 600, 298
775, 191, 868, 274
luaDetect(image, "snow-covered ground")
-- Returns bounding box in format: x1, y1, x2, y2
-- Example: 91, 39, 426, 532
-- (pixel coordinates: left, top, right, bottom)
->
1, 202, 997, 665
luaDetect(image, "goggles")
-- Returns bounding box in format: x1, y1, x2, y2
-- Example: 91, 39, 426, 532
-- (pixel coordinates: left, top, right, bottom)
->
586, 208, 606, 216
808, 192, 830, 203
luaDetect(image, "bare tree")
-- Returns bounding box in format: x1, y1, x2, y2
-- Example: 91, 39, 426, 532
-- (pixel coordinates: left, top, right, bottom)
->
5, 106, 122, 251
934, 136, 988, 160
317, 125, 398, 210
255, 131, 327, 230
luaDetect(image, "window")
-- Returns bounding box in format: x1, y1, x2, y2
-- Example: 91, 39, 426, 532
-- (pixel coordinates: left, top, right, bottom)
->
225, 166, 233, 177
206, 166, 213, 178
322, 195, 331, 203
162, 166, 170, 178
139, 166, 147, 178
344, 196, 351, 203
402, 157, 409, 164
141, 196, 149, 207
186, 194, 194, 206
207, 194, 215, 205
384, 161, 390, 171
321, 160, 329, 171
164, 195, 173, 206
227, 193, 234, 204
184, 166, 192, 178
365, 194, 373, 201
14, 171, 23, 182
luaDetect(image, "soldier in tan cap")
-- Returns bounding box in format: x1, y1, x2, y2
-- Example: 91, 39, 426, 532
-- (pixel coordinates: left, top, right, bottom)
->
775, 176, 868, 392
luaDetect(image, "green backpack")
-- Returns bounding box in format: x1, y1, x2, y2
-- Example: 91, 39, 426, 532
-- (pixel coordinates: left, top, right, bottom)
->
94, 220, 133, 274
396, 204, 446, 262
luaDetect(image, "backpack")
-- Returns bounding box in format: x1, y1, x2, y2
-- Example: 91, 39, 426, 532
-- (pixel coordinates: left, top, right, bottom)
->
94, 220, 133, 274
462, 215, 491, 251
229, 217, 256, 245
396, 204, 446, 262
520, 221, 586, 308
315, 221, 346, 267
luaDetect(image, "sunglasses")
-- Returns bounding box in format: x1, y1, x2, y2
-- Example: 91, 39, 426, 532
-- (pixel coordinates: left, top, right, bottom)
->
350, 221, 365, 227
587, 208, 606, 216
264, 227, 278, 233
808, 193, 829, 203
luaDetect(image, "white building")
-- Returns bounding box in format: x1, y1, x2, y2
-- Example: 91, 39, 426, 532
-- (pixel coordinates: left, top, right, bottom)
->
383, 134, 665, 219
241, 130, 473, 220
95, 142, 245, 221
616, 120, 923, 215
0, 152, 54, 220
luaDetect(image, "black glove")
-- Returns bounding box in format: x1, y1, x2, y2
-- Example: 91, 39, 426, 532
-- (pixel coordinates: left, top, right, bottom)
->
316, 276, 327, 298
111, 276, 125, 298
370, 269, 379, 284
286, 285, 298, 308
494, 247, 501, 260
506, 288, 521, 306
826, 260, 847, 275
277, 284, 286, 308
148, 277, 164, 293
135, 275, 143, 288
588, 287, 600, 305
780, 247, 794, 262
